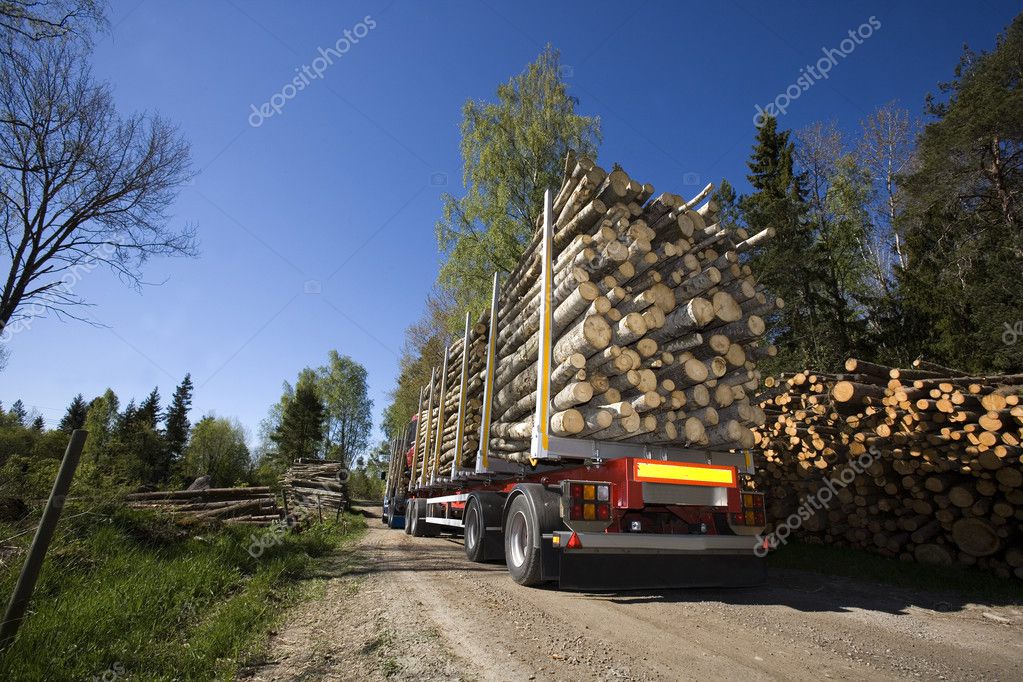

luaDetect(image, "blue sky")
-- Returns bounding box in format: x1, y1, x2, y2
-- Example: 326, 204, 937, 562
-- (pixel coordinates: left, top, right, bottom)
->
3, 0, 1018, 446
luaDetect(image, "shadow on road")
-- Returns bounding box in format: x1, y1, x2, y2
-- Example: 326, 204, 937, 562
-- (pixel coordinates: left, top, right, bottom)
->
343, 505, 1019, 617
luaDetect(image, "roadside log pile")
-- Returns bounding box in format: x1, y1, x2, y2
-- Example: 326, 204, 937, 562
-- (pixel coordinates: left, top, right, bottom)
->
753, 359, 1023, 579
410, 153, 777, 481
125, 487, 281, 526
281, 459, 349, 520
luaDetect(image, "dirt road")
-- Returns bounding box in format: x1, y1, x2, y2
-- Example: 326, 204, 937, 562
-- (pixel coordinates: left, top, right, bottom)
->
243, 507, 1021, 681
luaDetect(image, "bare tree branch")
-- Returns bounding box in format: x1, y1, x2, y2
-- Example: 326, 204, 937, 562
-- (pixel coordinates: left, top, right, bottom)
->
0, 37, 195, 342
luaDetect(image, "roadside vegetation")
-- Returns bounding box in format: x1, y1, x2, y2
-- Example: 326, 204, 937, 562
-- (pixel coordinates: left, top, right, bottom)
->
0, 505, 365, 681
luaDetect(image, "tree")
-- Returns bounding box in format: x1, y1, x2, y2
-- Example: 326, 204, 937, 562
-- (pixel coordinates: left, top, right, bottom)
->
857, 103, 919, 287
58, 393, 88, 432
271, 376, 325, 462
739, 117, 819, 371
164, 373, 193, 460
382, 290, 453, 440
0, 0, 104, 45
9, 399, 26, 426
435, 45, 601, 327
793, 122, 873, 363
80, 388, 118, 474
31, 414, 44, 431
182, 416, 250, 487
0, 38, 195, 341
138, 388, 160, 429
317, 350, 372, 467
900, 13, 1023, 372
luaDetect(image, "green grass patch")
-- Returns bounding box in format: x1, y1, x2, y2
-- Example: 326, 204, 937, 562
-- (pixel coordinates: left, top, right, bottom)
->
768, 540, 1021, 604
0, 505, 364, 681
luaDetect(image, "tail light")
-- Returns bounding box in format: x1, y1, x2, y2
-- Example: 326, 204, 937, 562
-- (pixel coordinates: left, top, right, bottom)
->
561, 480, 614, 531
728, 489, 765, 527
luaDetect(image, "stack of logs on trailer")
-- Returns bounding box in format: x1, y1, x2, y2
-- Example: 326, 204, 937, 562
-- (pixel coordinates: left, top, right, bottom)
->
408, 152, 779, 484
125, 487, 281, 526
281, 459, 349, 521
754, 359, 1023, 579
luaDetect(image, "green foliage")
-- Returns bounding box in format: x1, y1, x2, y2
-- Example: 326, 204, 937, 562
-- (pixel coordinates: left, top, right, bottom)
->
435, 45, 601, 329
898, 13, 1023, 372
0, 504, 365, 681
317, 351, 373, 467
164, 373, 194, 461
183, 416, 251, 487
270, 378, 325, 464
57, 393, 88, 432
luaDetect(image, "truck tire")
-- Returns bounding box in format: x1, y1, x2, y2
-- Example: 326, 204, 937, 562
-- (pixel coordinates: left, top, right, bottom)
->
403, 500, 413, 535
504, 495, 543, 586
464, 499, 486, 562
411, 499, 427, 537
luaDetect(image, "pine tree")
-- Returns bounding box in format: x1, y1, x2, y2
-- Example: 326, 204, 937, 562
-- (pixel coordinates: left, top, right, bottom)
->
739, 117, 820, 370
58, 394, 89, 432
31, 415, 45, 431
164, 373, 193, 459
9, 399, 27, 426
271, 381, 325, 462
900, 13, 1023, 372
138, 388, 160, 429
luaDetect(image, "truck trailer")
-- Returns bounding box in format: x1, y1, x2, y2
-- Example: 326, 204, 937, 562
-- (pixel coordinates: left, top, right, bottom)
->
383, 160, 772, 590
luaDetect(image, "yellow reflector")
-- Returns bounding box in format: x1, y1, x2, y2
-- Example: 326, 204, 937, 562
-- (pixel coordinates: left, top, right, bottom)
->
633, 460, 737, 487
552, 535, 560, 546
583, 484, 595, 500
583, 503, 595, 520
743, 494, 754, 507
745, 510, 755, 525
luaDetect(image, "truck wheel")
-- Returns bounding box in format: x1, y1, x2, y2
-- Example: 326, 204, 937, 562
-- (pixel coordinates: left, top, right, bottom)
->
403, 500, 413, 535
464, 499, 486, 562
411, 499, 427, 537
504, 495, 543, 586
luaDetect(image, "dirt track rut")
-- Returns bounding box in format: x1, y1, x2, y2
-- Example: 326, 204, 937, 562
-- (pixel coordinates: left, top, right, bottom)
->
242, 507, 1022, 681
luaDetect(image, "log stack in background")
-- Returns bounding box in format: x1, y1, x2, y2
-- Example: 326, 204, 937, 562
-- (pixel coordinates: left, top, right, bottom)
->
281, 459, 349, 520
754, 359, 1023, 579
408, 152, 778, 482
125, 487, 281, 526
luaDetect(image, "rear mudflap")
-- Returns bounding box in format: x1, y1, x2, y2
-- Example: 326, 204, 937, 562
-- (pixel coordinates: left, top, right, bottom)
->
544, 546, 767, 591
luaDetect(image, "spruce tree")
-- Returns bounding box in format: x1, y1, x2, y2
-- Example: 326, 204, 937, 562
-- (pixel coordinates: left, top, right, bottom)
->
900, 14, 1023, 372
58, 394, 89, 432
9, 399, 27, 426
271, 381, 325, 462
138, 388, 160, 429
164, 373, 194, 459
739, 117, 820, 370
31, 415, 45, 431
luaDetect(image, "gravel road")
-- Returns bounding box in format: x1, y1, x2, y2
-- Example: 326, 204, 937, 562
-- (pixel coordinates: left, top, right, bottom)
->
241, 506, 1021, 681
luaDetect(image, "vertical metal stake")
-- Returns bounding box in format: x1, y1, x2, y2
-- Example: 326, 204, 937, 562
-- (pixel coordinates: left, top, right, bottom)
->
452, 311, 471, 478
531, 189, 555, 460
476, 271, 502, 474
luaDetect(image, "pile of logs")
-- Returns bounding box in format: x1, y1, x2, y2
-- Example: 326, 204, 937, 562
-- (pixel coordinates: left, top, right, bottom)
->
411, 153, 777, 480
125, 487, 280, 526
419, 321, 488, 476
754, 359, 1023, 579
281, 459, 349, 521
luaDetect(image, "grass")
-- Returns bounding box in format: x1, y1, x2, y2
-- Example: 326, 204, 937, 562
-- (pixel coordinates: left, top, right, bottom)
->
768, 539, 1022, 604
0, 505, 364, 681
